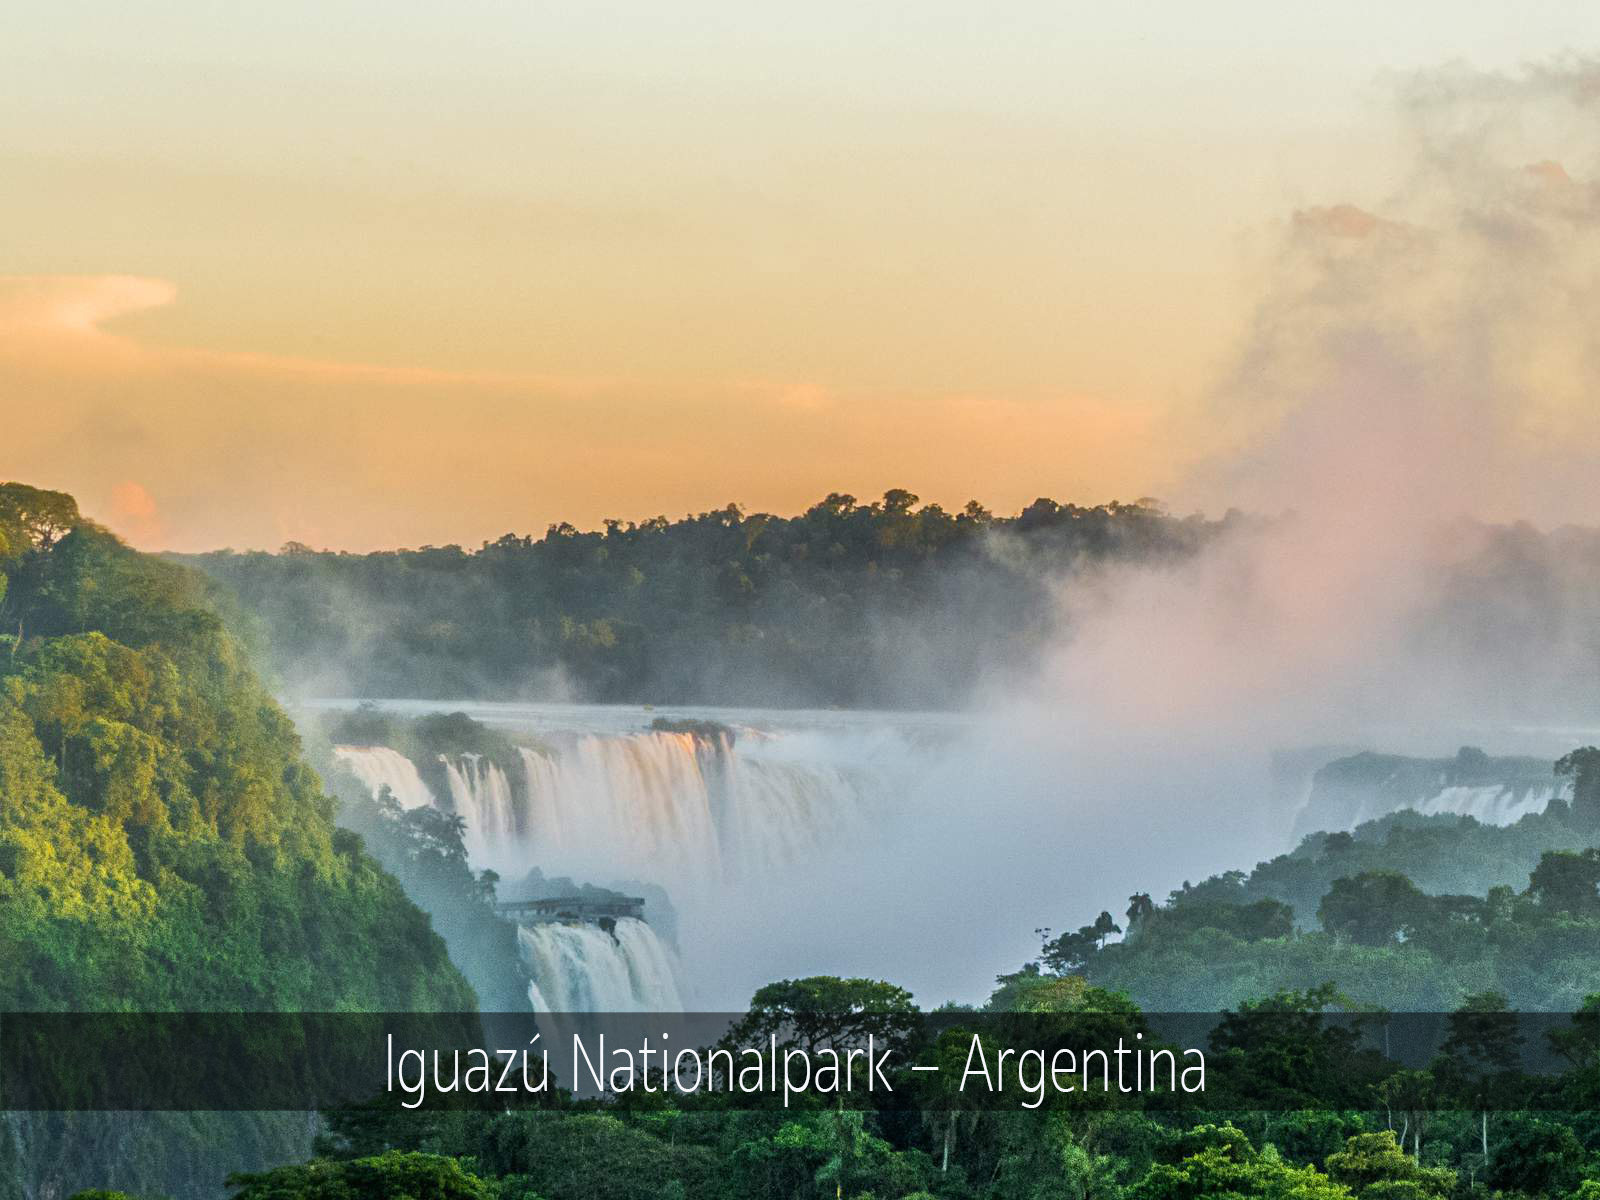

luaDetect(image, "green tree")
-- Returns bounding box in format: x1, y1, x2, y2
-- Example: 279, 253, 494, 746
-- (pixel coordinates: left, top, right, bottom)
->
987, 967, 1139, 1016
1318, 873, 1428, 946
1210, 984, 1378, 1110
1528, 850, 1600, 913
227, 1150, 490, 1200
1549, 993, 1600, 1073
475, 1113, 717, 1200
1437, 991, 1523, 1161
1039, 912, 1123, 971
725, 977, 920, 1060
1324, 1131, 1455, 1199
1129, 1124, 1352, 1199
1556, 746, 1600, 825
1485, 1118, 1587, 1197
0, 483, 81, 555
1374, 1071, 1436, 1164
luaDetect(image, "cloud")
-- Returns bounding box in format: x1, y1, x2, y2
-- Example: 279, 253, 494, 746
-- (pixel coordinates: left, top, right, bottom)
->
0, 275, 176, 340
1291, 204, 1383, 240
1038, 54, 1600, 751
1525, 158, 1572, 187
888, 61, 1600, 995
1192, 59, 1600, 528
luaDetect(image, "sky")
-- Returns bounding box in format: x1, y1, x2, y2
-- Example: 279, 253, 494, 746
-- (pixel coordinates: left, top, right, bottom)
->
2, 2, 1596, 551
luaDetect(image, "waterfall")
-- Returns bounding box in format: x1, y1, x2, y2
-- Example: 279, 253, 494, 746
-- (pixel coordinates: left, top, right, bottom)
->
1292, 748, 1572, 836
1412, 783, 1566, 824
519, 918, 684, 1011
337, 730, 891, 889
332, 720, 916, 1009
514, 733, 722, 887
511, 730, 886, 894
710, 746, 873, 877
439, 754, 520, 868
333, 746, 435, 810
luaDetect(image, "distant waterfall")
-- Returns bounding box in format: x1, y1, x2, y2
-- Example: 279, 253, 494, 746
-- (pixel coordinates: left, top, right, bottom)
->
519, 918, 684, 1011
711, 745, 874, 876
1292, 748, 1571, 836
517, 733, 722, 885
1411, 784, 1565, 824
333, 746, 435, 810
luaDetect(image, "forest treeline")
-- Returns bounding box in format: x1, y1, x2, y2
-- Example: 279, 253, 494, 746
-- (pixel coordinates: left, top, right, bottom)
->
0, 483, 472, 1011
132, 977, 1600, 1200
181, 493, 1600, 711
181, 493, 1225, 705
1043, 749, 1600, 1012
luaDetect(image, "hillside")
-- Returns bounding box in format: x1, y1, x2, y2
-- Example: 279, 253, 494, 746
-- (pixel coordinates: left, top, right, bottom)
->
1041, 760, 1600, 1011
0, 483, 476, 1196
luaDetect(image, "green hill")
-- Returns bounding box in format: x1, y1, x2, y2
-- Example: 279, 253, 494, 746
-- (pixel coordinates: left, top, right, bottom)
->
0, 483, 476, 1196
1041, 778, 1600, 1011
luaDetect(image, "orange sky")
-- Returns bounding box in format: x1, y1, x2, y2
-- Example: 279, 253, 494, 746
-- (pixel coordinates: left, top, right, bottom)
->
0, 272, 1176, 550
3, 5, 1596, 550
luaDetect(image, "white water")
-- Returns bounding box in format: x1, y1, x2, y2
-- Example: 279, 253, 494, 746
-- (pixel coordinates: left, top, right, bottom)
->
335, 727, 902, 895
1412, 783, 1567, 825
332, 746, 435, 810
330, 742, 694, 1012
500, 730, 890, 895
315, 700, 1597, 1008
514, 733, 725, 887
1290, 774, 1571, 836
520, 918, 685, 1012
440, 754, 520, 869
330, 710, 938, 1008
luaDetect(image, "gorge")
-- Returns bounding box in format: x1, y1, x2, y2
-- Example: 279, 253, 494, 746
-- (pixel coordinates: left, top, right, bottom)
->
320, 701, 1587, 1015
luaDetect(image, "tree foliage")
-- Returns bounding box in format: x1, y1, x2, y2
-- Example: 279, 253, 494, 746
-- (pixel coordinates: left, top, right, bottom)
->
0, 483, 473, 1013
183, 493, 1215, 706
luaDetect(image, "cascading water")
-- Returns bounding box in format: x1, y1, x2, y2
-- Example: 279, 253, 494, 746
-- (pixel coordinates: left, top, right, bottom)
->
519, 918, 684, 1012
321, 700, 1592, 1009
709, 743, 877, 878
332, 746, 435, 810
439, 754, 520, 869
332, 718, 918, 1009
508, 730, 887, 895
1290, 747, 1572, 836
1411, 783, 1566, 824
515, 733, 725, 888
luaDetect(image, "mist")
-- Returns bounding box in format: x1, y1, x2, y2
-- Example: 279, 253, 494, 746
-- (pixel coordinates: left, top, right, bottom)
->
686, 57, 1600, 1006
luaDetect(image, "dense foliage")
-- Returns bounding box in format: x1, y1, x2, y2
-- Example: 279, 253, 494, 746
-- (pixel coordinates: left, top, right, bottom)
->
165, 770, 1600, 1200
182, 493, 1221, 705
314, 749, 532, 1012
17, 478, 1600, 1199
182, 499, 1600, 715
0, 483, 473, 1012
0, 483, 478, 1199
1044, 777, 1600, 1011
142, 974, 1600, 1200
